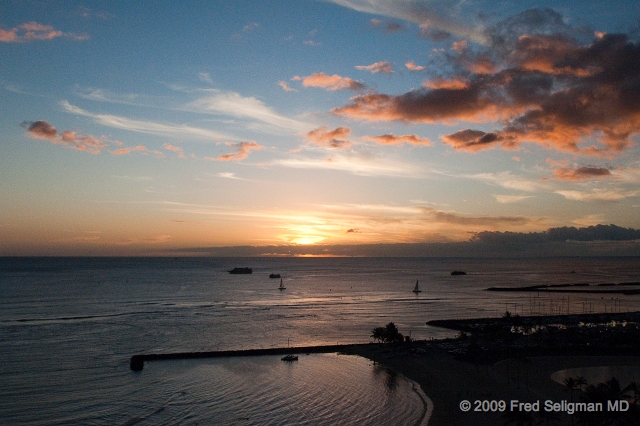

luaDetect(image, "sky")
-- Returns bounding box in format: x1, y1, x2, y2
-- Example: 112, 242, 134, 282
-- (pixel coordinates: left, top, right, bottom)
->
1, 0, 640, 256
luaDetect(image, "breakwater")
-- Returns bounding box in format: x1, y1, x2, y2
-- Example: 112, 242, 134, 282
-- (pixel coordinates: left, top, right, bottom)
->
130, 343, 367, 371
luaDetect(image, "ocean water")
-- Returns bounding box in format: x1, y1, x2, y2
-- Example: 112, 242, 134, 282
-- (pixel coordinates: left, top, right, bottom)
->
1, 256, 639, 424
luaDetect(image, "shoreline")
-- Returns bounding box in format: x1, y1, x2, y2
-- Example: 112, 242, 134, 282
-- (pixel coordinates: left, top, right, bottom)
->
131, 311, 640, 425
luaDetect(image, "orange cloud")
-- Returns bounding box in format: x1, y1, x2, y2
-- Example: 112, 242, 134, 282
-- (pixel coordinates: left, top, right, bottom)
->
278, 81, 297, 92
405, 61, 425, 71
0, 22, 87, 42
424, 77, 469, 90
305, 126, 351, 149
442, 129, 517, 152
364, 133, 431, 146
553, 166, 612, 181
302, 73, 366, 91
163, 143, 185, 158
22, 120, 107, 154
355, 61, 393, 74
214, 141, 264, 161
333, 82, 501, 123
464, 55, 496, 74
512, 35, 601, 77
451, 40, 468, 53
112, 145, 147, 155
334, 31, 640, 156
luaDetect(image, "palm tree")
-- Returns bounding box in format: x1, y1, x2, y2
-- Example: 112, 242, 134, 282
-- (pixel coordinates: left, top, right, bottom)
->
563, 377, 577, 402
575, 376, 587, 393
371, 327, 386, 343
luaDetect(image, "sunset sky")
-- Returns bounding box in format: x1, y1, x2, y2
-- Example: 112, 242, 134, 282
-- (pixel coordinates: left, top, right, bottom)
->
2, 0, 640, 255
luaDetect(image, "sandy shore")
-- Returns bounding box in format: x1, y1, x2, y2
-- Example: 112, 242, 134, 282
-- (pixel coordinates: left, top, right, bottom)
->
341, 343, 639, 426
131, 311, 640, 425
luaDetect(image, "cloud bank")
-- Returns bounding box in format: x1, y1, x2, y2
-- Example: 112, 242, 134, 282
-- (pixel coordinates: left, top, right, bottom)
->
331, 8, 640, 156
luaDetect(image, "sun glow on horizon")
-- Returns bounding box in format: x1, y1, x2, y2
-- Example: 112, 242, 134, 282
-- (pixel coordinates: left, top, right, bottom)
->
290, 235, 325, 245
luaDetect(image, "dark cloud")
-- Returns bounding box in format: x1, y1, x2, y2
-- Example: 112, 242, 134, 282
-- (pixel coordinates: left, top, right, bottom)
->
547, 224, 640, 241
420, 27, 451, 42
333, 79, 500, 123
472, 224, 640, 244
422, 207, 531, 227
441, 129, 516, 152
486, 8, 578, 54
370, 18, 404, 33
364, 133, 431, 146
333, 8, 640, 156
553, 166, 612, 181
22, 120, 57, 139
21, 120, 107, 154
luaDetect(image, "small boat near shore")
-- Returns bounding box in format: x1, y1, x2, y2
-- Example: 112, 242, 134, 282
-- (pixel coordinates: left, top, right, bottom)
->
269, 273, 281, 278
412, 280, 421, 293
279, 279, 286, 290
229, 267, 252, 274
281, 354, 298, 361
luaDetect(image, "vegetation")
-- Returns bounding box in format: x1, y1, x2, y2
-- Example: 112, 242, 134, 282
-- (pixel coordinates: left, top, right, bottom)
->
371, 322, 404, 344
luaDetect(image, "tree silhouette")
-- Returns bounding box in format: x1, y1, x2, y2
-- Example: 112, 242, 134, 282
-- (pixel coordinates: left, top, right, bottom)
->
563, 377, 577, 402
370, 322, 404, 344
575, 376, 588, 393
371, 327, 386, 343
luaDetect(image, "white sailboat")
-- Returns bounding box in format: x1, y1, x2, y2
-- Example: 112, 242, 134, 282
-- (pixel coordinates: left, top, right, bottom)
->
279, 278, 286, 290
412, 279, 421, 293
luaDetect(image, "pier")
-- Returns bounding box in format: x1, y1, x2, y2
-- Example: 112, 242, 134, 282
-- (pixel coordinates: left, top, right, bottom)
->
130, 344, 362, 371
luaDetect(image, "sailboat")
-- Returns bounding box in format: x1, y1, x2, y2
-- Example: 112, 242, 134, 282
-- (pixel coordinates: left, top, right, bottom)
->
279, 278, 286, 290
281, 337, 298, 361
412, 279, 421, 293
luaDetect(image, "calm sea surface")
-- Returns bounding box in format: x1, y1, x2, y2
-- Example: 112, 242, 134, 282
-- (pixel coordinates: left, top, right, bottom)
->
1, 257, 639, 424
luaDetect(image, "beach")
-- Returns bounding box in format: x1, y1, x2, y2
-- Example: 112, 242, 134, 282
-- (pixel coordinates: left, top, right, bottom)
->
130, 308, 640, 425
343, 344, 639, 426
341, 311, 640, 425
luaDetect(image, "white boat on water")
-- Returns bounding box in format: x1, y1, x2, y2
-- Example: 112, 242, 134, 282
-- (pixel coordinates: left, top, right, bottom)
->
279, 278, 286, 290
412, 280, 421, 293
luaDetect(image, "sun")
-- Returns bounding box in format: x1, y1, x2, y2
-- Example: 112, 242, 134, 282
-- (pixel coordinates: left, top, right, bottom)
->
291, 235, 325, 245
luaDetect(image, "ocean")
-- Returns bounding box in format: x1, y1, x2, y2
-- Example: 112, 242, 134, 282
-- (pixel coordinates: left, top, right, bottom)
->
1, 256, 639, 425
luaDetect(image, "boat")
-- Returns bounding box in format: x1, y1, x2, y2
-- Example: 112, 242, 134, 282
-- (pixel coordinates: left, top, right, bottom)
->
279, 279, 286, 290
269, 273, 281, 278
451, 270, 466, 275
228, 267, 252, 274
413, 280, 421, 293
281, 338, 297, 361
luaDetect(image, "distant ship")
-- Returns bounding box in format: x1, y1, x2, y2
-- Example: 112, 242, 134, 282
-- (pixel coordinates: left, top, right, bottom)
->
451, 271, 466, 275
269, 273, 281, 278
228, 267, 252, 274
413, 280, 421, 293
